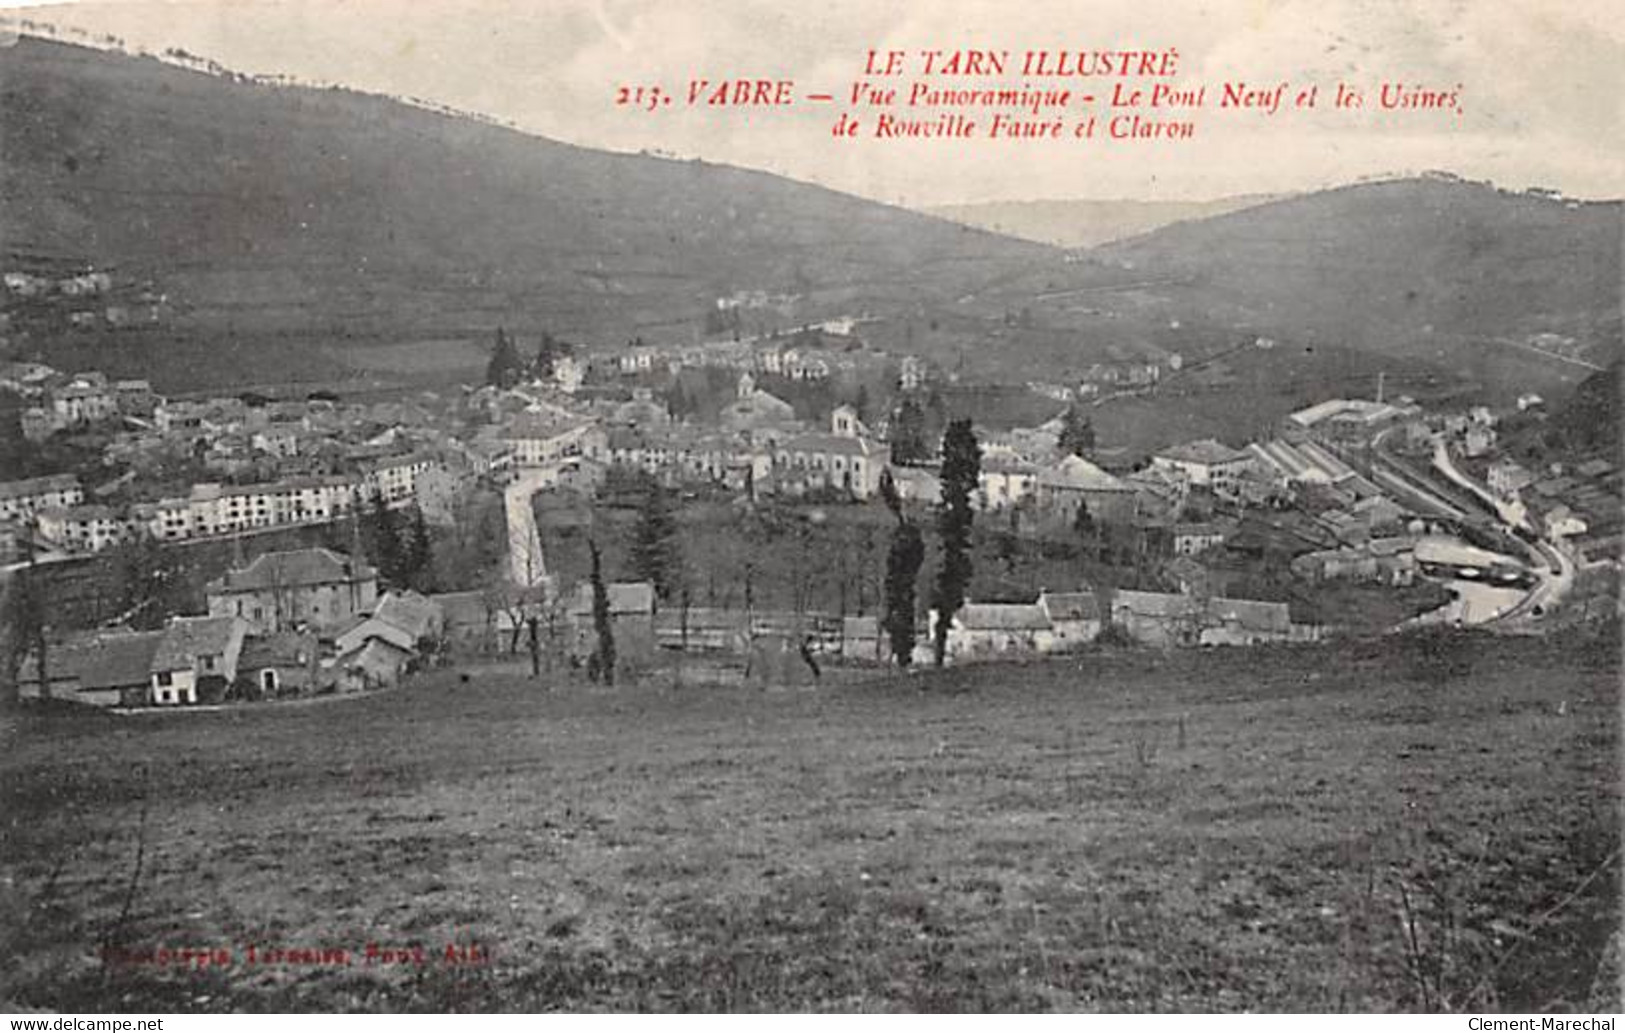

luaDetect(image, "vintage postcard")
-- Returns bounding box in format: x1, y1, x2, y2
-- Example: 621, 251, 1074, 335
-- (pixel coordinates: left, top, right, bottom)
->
0, 0, 1619, 1016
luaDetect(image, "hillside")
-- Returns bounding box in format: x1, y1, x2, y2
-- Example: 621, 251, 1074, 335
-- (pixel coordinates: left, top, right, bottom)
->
1500, 361, 1623, 467
926, 195, 1279, 249
1077, 177, 1623, 399
0, 37, 1050, 391
2, 631, 1617, 1010
1, 38, 1616, 406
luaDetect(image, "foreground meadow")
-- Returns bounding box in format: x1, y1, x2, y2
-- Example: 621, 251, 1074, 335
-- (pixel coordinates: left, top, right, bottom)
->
0, 630, 1617, 1012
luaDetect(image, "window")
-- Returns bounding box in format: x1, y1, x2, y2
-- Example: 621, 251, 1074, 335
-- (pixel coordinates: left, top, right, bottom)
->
157, 671, 172, 686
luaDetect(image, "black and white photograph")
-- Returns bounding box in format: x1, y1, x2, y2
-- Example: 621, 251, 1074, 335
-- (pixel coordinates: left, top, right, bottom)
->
0, 0, 1619, 1016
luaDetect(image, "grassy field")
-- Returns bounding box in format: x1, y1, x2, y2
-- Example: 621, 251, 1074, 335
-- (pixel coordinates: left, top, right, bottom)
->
0, 629, 1618, 1012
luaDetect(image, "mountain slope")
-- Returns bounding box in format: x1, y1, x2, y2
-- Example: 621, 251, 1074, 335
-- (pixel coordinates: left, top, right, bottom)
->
1081, 176, 1622, 397
0, 37, 1048, 389
926, 195, 1280, 249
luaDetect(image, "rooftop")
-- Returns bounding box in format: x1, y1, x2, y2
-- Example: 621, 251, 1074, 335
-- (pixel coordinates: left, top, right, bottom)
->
956, 603, 1052, 631
0, 473, 80, 500
1039, 591, 1100, 622
151, 616, 243, 672
1038, 454, 1131, 493
206, 548, 376, 594
1157, 439, 1251, 466
22, 630, 163, 690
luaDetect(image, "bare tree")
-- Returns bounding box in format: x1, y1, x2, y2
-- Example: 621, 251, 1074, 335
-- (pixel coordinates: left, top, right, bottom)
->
3, 547, 50, 703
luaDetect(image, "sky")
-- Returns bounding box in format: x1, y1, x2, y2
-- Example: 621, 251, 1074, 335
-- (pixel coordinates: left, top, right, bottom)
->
3, 0, 1621, 205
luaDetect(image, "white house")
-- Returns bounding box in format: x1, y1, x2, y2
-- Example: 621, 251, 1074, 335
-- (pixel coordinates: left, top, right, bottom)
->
35, 504, 128, 553
1150, 440, 1253, 495
503, 413, 594, 467
933, 602, 1055, 660
0, 474, 83, 524
149, 616, 248, 705
1543, 505, 1588, 542
978, 453, 1038, 511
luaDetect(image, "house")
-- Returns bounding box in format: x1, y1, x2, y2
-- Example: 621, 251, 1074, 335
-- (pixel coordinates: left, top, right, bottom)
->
978, 453, 1039, 511
0, 474, 83, 524
51, 379, 117, 426
374, 590, 445, 643
1543, 505, 1588, 542
1110, 590, 1205, 647
1199, 597, 1295, 647
1036, 454, 1138, 524
933, 602, 1054, 660
1038, 590, 1101, 650
567, 581, 658, 671
332, 612, 417, 658
365, 452, 443, 505
1488, 459, 1536, 500
34, 504, 128, 553
552, 355, 583, 393
333, 636, 416, 691
1150, 440, 1253, 495
333, 591, 445, 657
503, 413, 594, 468
1291, 539, 1416, 586
899, 355, 929, 391
1172, 521, 1232, 556
113, 379, 158, 416
237, 632, 319, 698
149, 616, 248, 705
1111, 590, 1299, 648
205, 548, 379, 633
17, 630, 164, 708
1463, 424, 1496, 458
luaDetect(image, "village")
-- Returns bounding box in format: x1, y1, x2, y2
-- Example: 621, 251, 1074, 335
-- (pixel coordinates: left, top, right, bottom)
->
4, 300, 1617, 711
0, 11, 1617, 1015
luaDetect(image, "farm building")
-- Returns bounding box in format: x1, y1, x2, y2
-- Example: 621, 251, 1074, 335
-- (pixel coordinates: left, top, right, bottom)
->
1038, 590, 1102, 650
17, 629, 163, 708
933, 602, 1055, 660
149, 615, 248, 706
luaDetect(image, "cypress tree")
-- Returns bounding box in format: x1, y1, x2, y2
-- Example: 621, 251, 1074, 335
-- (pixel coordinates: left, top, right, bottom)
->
1058, 404, 1096, 457
890, 397, 928, 465
407, 506, 434, 590
485, 327, 523, 388
589, 538, 615, 686
629, 477, 681, 601
932, 419, 981, 667
879, 469, 924, 667
368, 493, 404, 586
